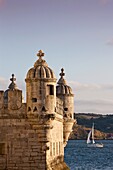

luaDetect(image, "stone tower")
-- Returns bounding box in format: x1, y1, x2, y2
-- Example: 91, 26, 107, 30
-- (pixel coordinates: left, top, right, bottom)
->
25, 50, 56, 115
0, 50, 75, 170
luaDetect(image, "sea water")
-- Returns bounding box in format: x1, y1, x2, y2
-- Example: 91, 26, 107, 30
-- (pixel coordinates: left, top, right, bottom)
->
64, 140, 113, 170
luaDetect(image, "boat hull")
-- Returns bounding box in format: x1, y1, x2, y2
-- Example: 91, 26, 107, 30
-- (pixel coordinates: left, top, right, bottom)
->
87, 143, 103, 148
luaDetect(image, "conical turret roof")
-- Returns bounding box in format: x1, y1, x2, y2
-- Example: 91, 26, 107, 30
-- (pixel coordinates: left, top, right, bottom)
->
56, 68, 73, 95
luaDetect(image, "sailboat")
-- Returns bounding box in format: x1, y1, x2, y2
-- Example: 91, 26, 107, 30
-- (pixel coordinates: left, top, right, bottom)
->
87, 123, 104, 148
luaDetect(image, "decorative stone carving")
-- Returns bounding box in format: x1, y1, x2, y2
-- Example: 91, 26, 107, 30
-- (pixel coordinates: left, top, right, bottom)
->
63, 118, 75, 146
8, 90, 22, 110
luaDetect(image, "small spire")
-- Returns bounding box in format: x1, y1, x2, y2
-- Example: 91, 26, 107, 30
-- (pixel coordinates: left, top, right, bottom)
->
34, 50, 47, 67
10, 74, 16, 83
37, 50, 44, 61
57, 68, 66, 85
60, 68, 65, 78
8, 74, 18, 90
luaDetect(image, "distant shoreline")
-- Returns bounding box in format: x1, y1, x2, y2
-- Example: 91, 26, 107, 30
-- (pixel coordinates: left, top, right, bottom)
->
69, 139, 113, 140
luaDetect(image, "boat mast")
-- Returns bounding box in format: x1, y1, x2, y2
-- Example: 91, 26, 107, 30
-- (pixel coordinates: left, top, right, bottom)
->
92, 123, 95, 144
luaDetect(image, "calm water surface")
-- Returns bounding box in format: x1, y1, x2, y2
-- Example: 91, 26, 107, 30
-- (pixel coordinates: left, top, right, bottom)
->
64, 140, 113, 170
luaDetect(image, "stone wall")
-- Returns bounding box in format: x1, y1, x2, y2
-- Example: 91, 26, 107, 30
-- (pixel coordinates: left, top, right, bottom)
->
0, 112, 68, 170
0, 118, 41, 170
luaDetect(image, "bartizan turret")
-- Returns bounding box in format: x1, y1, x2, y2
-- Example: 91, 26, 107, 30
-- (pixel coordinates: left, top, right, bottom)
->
4, 74, 23, 110
56, 68, 75, 146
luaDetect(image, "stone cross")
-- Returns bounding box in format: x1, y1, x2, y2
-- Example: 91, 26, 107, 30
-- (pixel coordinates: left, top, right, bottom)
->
37, 50, 44, 61
60, 68, 65, 78
10, 74, 16, 83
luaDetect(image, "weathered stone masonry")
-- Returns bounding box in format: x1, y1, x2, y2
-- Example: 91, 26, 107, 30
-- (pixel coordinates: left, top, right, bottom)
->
0, 50, 75, 170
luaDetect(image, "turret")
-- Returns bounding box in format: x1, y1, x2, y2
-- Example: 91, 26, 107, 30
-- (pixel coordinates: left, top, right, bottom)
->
56, 68, 75, 146
4, 74, 22, 110
25, 50, 57, 116
56, 68, 74, 118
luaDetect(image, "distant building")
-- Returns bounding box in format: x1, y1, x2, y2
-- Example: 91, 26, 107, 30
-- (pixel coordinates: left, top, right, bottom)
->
0, 50, 75, 170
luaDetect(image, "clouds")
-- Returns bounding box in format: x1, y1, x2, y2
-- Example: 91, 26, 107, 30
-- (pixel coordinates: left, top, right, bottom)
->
69, 81, 113, 91
75, 99, 113, 114
99, 0, 111, 5
0, 0, 5, 7
69, 81, 101, 91
106, 38, 113, 46
69, 81, 113, 114
0, 77, 25, 92
0, 77, 8, 90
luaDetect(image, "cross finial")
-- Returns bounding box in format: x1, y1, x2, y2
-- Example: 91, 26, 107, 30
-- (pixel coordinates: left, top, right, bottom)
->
37, 50, 44, 61
60, 68, 65, 78
10, 74, 16, 83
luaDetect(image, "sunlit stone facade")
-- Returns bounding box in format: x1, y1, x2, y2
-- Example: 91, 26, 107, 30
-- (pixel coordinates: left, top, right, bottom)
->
0, 50, 75, 170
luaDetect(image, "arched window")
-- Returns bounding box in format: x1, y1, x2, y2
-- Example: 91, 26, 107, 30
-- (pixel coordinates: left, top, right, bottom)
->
32, 98, 37, 102
47, 85, 54, 95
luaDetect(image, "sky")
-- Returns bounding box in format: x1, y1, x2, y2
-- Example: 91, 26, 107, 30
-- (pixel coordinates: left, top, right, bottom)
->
0, 0, 113, 114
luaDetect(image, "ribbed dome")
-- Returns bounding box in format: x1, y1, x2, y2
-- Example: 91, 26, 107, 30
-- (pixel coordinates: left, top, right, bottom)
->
56, 68, 73, 95
26, 50, 56, 79
56, 85, 73, 95
26, 65, 55, 79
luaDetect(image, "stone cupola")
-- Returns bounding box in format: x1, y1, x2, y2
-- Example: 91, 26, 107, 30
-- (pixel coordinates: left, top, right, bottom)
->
26, 50, 55, 79
56, 68, 73, 95
25, 50, 57, 115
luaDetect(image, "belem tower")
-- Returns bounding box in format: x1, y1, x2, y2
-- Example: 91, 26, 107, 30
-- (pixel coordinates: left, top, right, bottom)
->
0, 50, 75, 170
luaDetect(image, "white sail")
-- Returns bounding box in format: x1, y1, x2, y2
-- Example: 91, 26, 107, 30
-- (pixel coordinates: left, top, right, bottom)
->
87, 123, 103, 148
87, 130, 91, 144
